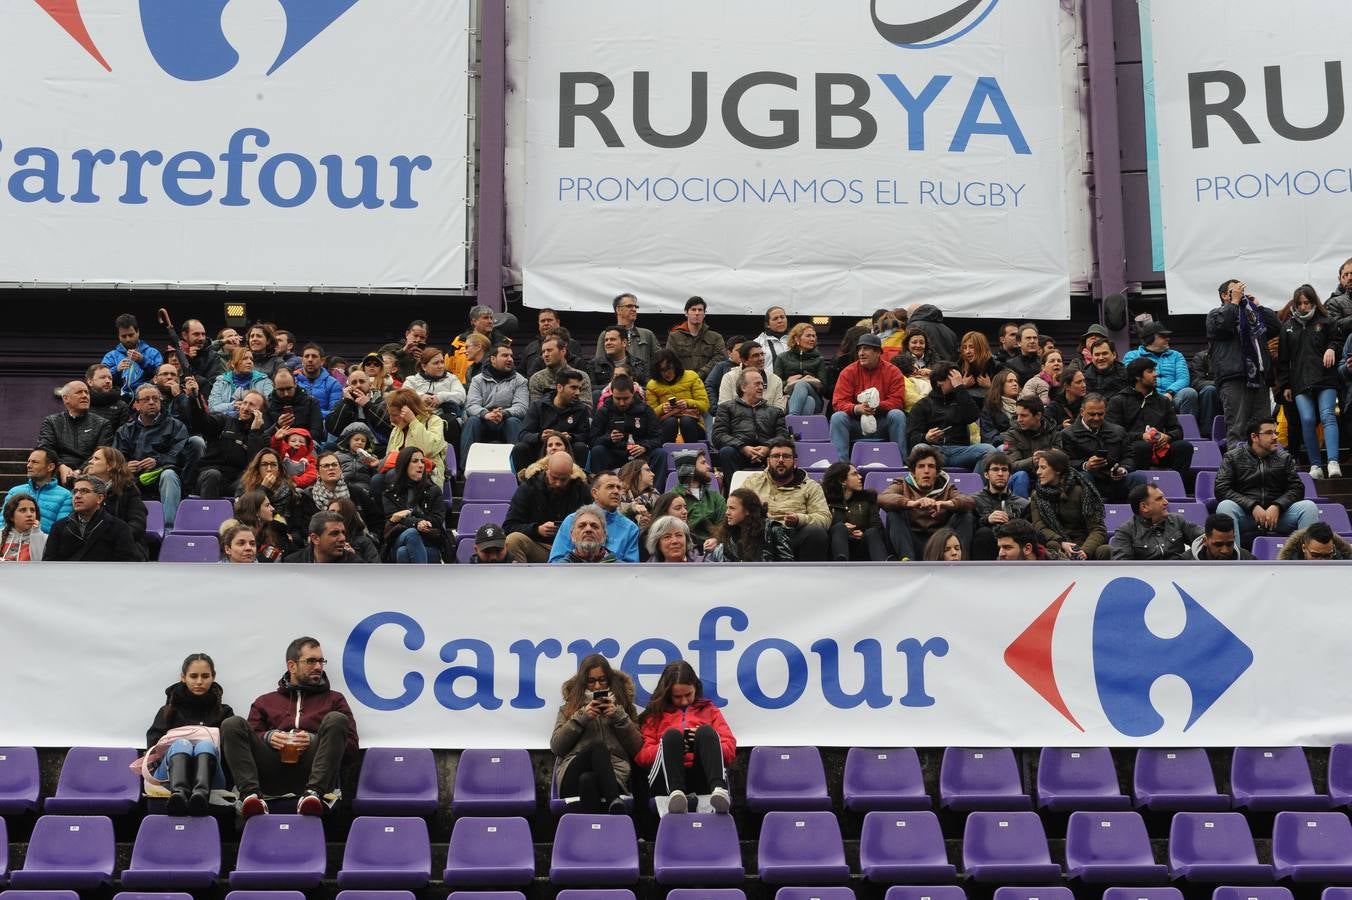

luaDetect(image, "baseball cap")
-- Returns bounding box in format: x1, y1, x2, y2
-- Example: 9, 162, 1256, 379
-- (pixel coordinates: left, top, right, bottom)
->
673, 449, 701, 480
474, 524, 506, 550
857, 333, 883, 349
1139, 321, 1172, 341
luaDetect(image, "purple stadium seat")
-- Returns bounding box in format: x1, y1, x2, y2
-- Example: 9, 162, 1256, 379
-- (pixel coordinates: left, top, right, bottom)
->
663, 442, 711, 468
843, 748, 929, 812
228, 815, 326, 889
120, 815, 221, 889
1178, 414, 1202, 441
1194, 471, 1217, 510
44, 747, 140, 815
446, 892, 526, 900
797, 442, 840, 470
172, 499, 234, 535
451, 750, 535, 817
443, 816, 533, 887
1064, 811, 1168, 883
1190, 442, 1223, 470
1212, 889, 1293, 900
353, 748, 439, 816
757, 811, 849, 885
1167, 811, 1273, 882
1174, 502, 1207, 527
864, 471, 904, 495
1105, 505, 1131, 534
0, 817, 7, 881
1317, 503, 1352, 534
1132, 749, 1229, 811
444, 445, 459, 480
1250, 537, 1285, 560
223, 892, 306, 900
993, 889, 1074, 900
0, 747, 40, 815
115, 893, 193, 900
463, 472, 517, 503
549, 813, 639, 885
859, 810, 956, 883
1, 893, 79, 900
774, 890, 854, 900
883, 888, 967, 900
1301, 472, 1324, 500
806, 470, 826, 483
1141, 470, 1188, 501
961, 811, 1061, 884
1037, 748, 1130, 811
555, 892, 635, 900
454, 503, 509, 540
1231, 747, 1330, 811
337, 892, 415, 900
10, 815, 114, 889
1210, 415, 1227, 445
948, 472, 984, 494
157, 533, 220, 563
787, 416, 830, 442
852, 442, 905, 470
144, 500, 165, 542
1272, 811, 1352, 882
746, 747, 830, 813
664, 471, 722, 493
668, 891, 746, 900
1329, 743, 1352, 806
336, 816, 430, 890
939, 748, 1030, 811
653, 813, 743, 885
1104, 890, 1183, 900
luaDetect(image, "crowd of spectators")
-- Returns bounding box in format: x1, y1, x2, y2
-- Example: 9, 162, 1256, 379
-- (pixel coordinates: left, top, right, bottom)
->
6, 266, 1352, 564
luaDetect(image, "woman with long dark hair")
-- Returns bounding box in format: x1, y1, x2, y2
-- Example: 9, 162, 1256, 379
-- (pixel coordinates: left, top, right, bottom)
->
145, 653, 233, 815
549, 654, 642, 814
1030, 449, 1109, 560
1278, 284, 1342, 477
635, 660, 736, 814
231, 488, 295, 562
980, 368, 1021, 445
706, 488, 793, 562
922, 527, 965, 561
821, 462, 889, 561
238, 447, 298, 526
616, 458, 660, 526
380, 446, 445, 563
1, 494, 46, 562
646, 350, 709, 442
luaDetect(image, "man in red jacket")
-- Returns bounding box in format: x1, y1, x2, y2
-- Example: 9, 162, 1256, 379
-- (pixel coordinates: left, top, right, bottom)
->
220, 636, 359, 817
829, 333, 909, 463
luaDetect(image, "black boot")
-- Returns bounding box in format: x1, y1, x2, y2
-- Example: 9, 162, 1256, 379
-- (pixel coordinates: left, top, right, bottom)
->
188, 753, 215, 816
166, 753, 191, 816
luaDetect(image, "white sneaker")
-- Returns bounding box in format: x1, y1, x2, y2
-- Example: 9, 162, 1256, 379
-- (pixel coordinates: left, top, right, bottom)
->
666, 790, 687, 814
710, 786, 731, 814
1311, 465, 1326, 480
1329, 461, 1343, 478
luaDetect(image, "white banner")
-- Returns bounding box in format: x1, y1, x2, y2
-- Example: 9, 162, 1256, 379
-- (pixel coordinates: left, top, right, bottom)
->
0, 0, 468, 289
0, 563, 1345, 749
1146, 0, 1352, 312
522, 1, 1071, 318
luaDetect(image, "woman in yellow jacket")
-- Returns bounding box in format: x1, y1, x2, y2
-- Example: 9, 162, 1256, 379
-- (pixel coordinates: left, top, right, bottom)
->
646, 350, 709, 443
384, 387, 449, 489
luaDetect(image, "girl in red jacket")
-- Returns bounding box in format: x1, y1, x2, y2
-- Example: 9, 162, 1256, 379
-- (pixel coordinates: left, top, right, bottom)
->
635, 660, 736, 814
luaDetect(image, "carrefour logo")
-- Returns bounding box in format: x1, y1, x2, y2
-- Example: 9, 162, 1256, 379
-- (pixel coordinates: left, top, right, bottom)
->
1005, 578, 1254, 737
871, 0, 1000, 49
34, 0, 359, 79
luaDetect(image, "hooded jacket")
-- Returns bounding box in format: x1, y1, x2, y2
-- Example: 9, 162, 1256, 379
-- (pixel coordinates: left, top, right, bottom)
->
741, 468, 832, 529
270, 428, 317, 488
147, 682, 234, 748
519, 398, 592, 450
336, 423, 381, 484
209, 369, 275, 416
102, 340, 164, 396
832, 360, 908, 416
504, 468, 591, 542
907, 386, 982, 449
711, 397, 789, 451
666, 322, 726, 378
906, 305, 959, 362
39, 410, 113, 470
114, 412, 188, 471
1109, 512, 1204, 560
1277, 312, 1339, 395
674, 481, 727, 543
1190, 535, 1255, 560
590, 397, 662, 453
1123, 344, 1191, 396
385, 415, 449, 489
43, 507, 140, 561
294, 367, 344, 417
1278, 527, 1352, 560
878, 471, 976, 532
264, 386, 325, 444
467, 363, 530, 418
1215, 443, 1304, 512
635, 698, 737, 768
550, 669, 643, 790
403, 370, 468, 410
3, 480, 72, 534
549, 507, 641, 562
245, 672, 359, 760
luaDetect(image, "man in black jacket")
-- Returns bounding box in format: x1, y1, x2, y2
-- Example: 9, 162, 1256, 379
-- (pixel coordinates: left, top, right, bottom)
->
1057, 393, 1145, 503
114, 385, 189, 529
999, 395, 1060, 496
85, 364, 132, 434
1109, 483, 1203, 561
43, 475, 140, 561
969, 451, 1029, 560
906, 362, 995, 471
190, 388, 269, 499
1214, 415, 1318, 547
512, 368, 590, 470
589, 375, 664, 480
39, 380, 113, 485
503, 452, 591, 562
711, 369, 790, 482
266, 368, 326, 444
283, 512, 361, 563
1105, 358, 1194, 477
1004, 324, 1044, 387
1208, 279, 1279, 445
1082, 339, 1130, 399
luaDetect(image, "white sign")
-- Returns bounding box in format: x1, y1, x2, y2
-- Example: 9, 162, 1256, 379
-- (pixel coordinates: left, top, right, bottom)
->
523, 0, 1071, 317
1146, 0, 1352, 312
0, 0, 469, 289
0, 563, 1342, 749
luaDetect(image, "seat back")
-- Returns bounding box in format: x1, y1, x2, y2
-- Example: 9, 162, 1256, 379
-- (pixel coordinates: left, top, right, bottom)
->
1169, 812, 1261, 865
355, 748, 439, 814
1037, 747, 1122, 803
797, 442, 839, 470
0, 747, 40, 814
1133, 748, 1222, 803
25, 814, 115, 870
342, 816, 430, 868
128, 814, 220, 870
1140, 470, 1188, 500
173, 499, 234, 535
843, 747, 926, 810
455, 503, 510, 540
235, 814, 326, 869
1065, 810, 1155, 865
941, 747, 1023, 796
451, 749, 535, 815
49, 748, 139, 811
746, 747, 829, 811
860, 810, 947, 864
852, 442, 904, 469
158, 534, 220, 563
463, 472, 517, 503
962, 811, 1052, 865
1273, 811, 1352, 866
786, 416, 829, 442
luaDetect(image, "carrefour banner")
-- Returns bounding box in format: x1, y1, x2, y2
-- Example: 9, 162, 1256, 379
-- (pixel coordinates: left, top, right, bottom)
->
0, 0, 468, 289
0, 563, 1344, 749
523, 1, 1070, 318
1145, 0, 1352, 312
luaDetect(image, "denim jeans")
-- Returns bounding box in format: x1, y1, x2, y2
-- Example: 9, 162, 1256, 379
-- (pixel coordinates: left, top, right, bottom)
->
1216, 498, 1319, 548
1173, 386, 1200, 418
158, 469, 183, 528
153, 738, 224, 787
787, 381, 822, 415
1294, 388, 1340, 466
829, 410, 907, 463
460, 413, 523, 465
393, 528, 429, 564
936, 443, 995, 471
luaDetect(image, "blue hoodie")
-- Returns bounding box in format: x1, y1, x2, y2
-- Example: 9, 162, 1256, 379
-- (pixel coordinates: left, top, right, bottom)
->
1123, 344, 1191, 396
295, 367, 344, 417
3, 479, 72, 534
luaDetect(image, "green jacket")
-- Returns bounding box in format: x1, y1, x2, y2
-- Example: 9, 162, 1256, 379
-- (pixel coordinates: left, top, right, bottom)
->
675, 482, 727, 543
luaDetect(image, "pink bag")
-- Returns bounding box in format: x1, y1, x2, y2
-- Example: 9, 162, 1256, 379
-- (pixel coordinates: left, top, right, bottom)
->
130, 725, 220, 785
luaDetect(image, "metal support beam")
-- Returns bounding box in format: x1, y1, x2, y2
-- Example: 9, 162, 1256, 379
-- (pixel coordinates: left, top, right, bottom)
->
475, 0, 507, 312
1084, 0, 1128, 309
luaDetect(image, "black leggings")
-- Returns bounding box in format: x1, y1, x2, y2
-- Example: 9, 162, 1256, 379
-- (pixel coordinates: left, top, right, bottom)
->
646, 724, 726, 795
559, 743, 623, 813
659, 416, 705, 443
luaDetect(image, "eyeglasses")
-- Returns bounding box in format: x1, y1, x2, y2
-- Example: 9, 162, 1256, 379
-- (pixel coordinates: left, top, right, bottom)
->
318, 461, 340, 469
259, 461, 279, 468
1257, 430, 1279, 437
618, 304, 638, 310
300, 657, 327, 666
1305, 547, 1336, 559
586, 676, 609, 686
767, 453, 795, 460
71, 487, 97, 495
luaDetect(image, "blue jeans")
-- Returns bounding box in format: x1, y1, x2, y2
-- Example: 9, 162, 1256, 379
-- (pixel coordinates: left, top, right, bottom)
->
393, 528, 429, 564
1294, 388, 1340, 466
829, 410, 907, 463
1216, 498, 1319, 548
153, 738, 225, 787
158, 469, 182, 528
787, 381, 822, 415
460, 413, 523, 465
1008, 470, 1031, 498
936, 443, 995, 470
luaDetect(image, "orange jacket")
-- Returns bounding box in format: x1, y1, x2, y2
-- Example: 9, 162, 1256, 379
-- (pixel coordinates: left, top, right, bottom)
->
832, 361, 908, 415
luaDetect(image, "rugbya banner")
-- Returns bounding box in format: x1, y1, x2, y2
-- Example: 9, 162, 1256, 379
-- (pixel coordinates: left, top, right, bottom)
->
523, 1, 1070, 318
0, 0, 468, 289
1145, 0, 1352, 312
0, 564, 1337, 748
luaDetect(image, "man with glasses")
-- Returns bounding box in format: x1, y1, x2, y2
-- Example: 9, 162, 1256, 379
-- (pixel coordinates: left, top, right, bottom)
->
114, 384, 189, 529
1215, 415, 1319, 548
741, 437, 831, 561
265, 367, 325, 442
594, 293, 657, 373
221, 635, 358, 818
42, 475, 139, 560
1278, 521, 1352, 560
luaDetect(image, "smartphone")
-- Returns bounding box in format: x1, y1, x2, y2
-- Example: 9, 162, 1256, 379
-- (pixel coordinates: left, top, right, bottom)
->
592, 689, 610, 702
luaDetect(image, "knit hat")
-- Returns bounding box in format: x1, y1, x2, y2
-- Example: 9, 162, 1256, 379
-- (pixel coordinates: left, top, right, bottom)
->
673, 450, 701, 480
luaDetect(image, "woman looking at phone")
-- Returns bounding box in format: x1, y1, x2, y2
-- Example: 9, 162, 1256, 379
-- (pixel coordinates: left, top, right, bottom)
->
635, 660, 736, 814
549, 654, 642, 814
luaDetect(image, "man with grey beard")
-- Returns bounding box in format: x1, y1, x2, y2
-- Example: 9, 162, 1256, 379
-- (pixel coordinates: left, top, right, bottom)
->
556, 504, 617, 564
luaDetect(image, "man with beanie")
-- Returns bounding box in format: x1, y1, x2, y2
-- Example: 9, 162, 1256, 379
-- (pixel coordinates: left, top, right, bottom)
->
672, 448, 726, 550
